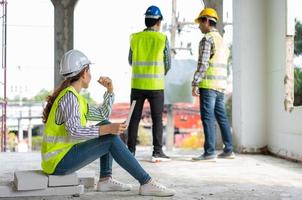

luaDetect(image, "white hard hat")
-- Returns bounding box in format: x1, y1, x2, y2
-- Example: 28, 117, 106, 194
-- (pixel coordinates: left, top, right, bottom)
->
59, 49, 92, 78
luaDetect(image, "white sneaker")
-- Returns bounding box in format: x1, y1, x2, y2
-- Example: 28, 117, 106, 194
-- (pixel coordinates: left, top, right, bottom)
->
97, 177, 132, 192
139, 179, 175, 197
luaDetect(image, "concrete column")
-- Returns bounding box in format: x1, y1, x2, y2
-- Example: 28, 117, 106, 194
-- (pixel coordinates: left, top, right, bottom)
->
27, 104, 32, 152
203, 0, 223, 35
18, 118, 22, 141
165, 0, 177, 151
27, 124, 32, 152
51, 0, 78, 88
232, 0, 268, 152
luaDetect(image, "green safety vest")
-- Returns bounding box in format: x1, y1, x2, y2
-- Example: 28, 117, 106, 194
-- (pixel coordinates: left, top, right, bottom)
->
41, 86, 87, 174
199, 31, 230, 90
130, 31, 166, 90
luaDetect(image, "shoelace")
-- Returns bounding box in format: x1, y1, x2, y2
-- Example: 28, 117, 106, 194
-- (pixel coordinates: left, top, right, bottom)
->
109, 178, 124, 186
150, 180, 166, 190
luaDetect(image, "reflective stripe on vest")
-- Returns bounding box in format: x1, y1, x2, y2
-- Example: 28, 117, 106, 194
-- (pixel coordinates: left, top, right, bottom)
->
41, 86, 87, 174
130, 31, 166, 90
132, 61, 164, 67
41, 135, 81, 161
210, 63, 227, 68
132, 74, 165, 79
205, 75, 227, 80
42, 149, 64, 161
199, 31, 230, 90
43, 135, 80, 144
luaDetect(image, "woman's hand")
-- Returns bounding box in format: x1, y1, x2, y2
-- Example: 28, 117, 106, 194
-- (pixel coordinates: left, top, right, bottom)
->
98, 76, 113, 93
99, 123, 127, 135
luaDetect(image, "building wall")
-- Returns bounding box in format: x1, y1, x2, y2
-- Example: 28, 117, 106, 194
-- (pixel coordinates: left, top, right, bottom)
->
267, 0, 302, 161
233, 0, 302, 161
232, 0, 268, 152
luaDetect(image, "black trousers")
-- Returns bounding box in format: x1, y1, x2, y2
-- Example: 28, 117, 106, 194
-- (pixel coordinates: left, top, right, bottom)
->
127, 89, 164, 153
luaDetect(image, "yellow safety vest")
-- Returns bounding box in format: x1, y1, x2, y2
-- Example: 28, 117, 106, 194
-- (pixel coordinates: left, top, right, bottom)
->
41, 86, 87, 174
130, 31, 166, 90
199, 31, 230, 91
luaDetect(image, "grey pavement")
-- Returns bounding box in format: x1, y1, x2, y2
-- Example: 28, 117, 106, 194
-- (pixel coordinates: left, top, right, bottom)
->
1, 146, 302, 200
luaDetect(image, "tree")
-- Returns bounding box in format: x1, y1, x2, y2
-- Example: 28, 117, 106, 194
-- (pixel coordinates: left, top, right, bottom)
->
32, 89, 51, 102
294, 19, 302, 56
294, 19, 302, 106
227, 45, 232, 76
294, 68, 302, 106
81, 90, 97, 105
31, 89, 96, 104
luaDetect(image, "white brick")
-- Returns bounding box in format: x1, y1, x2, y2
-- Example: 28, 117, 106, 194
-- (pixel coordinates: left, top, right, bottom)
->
78, 177, 95, 188
78, 171, 96, 188
48, 173, 78, 187
0, 183, 84, 198
14, 170, 48, 191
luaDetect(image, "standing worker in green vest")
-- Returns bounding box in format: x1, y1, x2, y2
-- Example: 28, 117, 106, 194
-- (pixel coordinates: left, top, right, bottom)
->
128, 5, 171, 162
191, 8, 235, 161
41, 49, 175, 197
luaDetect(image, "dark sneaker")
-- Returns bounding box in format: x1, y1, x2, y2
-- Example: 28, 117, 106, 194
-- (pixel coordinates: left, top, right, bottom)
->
192, 154, 217, 162
218, 151, 235, 159
152, 151, 171, 162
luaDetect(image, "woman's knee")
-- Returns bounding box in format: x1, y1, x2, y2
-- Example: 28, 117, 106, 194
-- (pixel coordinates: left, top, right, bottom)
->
110, 135, 124, 145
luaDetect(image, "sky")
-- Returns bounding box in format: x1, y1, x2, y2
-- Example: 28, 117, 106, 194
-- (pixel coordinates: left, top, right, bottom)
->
0, 0, 301, 103
0, 0, 210, 103
0, 0, 53, 100
74, 0, 209, 102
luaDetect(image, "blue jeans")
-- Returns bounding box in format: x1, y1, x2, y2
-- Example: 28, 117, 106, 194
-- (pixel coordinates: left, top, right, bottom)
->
199, 88, 233, 156
53, 123, 151, 185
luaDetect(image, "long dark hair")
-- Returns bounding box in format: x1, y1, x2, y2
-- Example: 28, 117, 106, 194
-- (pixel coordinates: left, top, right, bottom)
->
42, 67, 89, 123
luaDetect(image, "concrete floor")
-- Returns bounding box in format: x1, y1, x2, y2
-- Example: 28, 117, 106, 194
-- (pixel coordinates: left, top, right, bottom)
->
1, 146, 302, 200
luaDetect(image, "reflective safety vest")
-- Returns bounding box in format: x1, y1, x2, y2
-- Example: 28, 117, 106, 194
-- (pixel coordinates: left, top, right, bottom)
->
199, 31, 230, 90
41, 86, 87, 174
130, 31, 166, 90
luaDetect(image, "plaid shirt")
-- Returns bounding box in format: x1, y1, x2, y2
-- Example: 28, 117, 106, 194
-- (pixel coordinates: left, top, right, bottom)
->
128, 28, 171, 75
191, 28, 217, 87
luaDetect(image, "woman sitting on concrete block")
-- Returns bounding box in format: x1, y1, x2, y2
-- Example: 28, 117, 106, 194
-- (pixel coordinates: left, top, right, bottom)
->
40, 49, 174, 197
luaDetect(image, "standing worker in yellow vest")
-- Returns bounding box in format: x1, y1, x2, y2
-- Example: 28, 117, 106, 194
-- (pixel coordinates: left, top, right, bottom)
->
41, 49, 175, 197
128, 5, 171, 162
191, 8, 235, 161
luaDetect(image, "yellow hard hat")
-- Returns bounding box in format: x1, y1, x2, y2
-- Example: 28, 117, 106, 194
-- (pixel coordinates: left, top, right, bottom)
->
195, 8, 219, 23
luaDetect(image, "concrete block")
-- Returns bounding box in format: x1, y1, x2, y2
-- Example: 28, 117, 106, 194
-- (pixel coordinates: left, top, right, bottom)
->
78, 171, 96, 188
79, 177, 95, 188
14, 170, 48, 191
48, 173, 78, 187
0, 183, 84, 198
